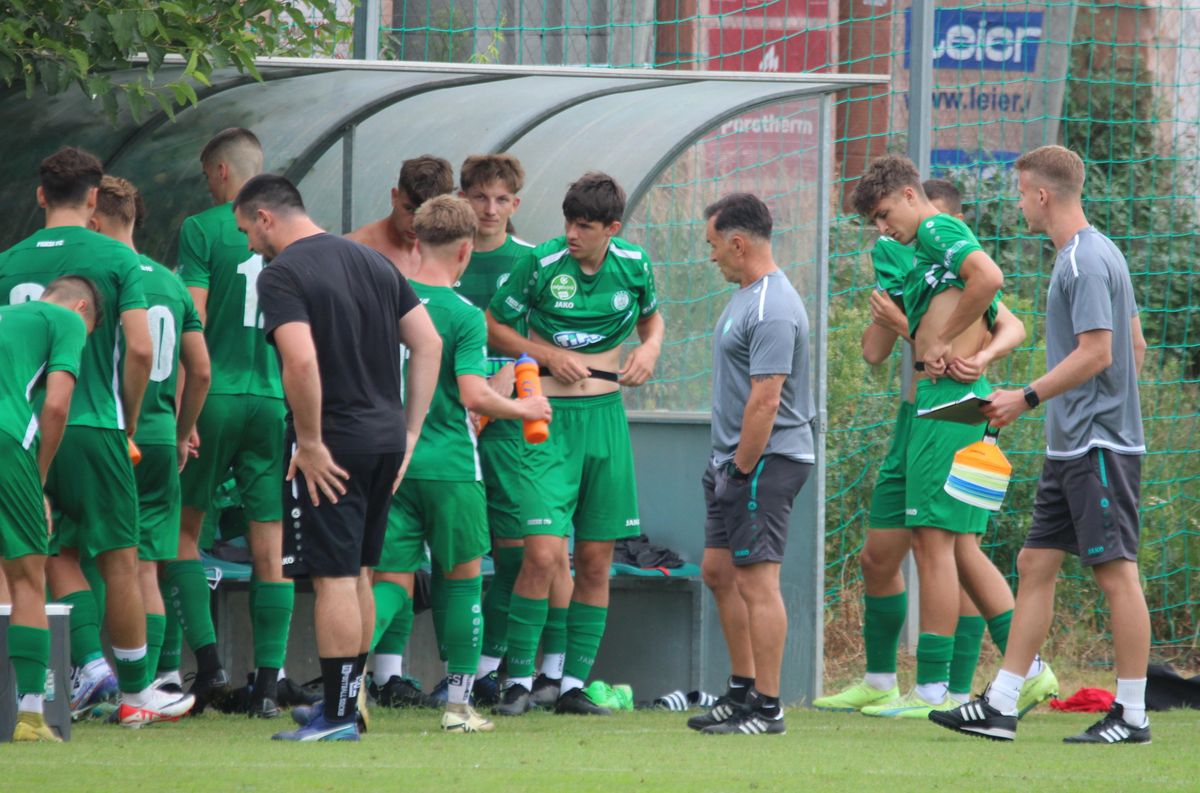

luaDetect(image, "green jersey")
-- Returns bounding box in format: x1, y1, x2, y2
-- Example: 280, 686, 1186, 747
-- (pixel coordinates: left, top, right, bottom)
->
872, 235, 914, 302
133, 255, 204, 447
407, 282, 488, 482
489, 236, 658, 354
0, 301, 86, 451
0, 226, 146, 430
177, 202, 282, 399
904, 213, 998, 337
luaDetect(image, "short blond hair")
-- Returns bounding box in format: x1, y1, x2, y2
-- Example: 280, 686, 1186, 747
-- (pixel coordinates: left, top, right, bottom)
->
96, 175, 145, 229
413, 195, 477, 246
1014, 145, 1085, 197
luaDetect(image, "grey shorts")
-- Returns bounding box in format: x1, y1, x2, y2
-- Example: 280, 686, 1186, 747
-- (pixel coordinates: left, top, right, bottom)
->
703, 455, 812, 566
1024, 448, 1141, 567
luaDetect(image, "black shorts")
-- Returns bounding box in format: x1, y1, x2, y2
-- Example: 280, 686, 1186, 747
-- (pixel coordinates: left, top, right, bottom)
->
1024, 448, 1141, 567
282, 432, 404, 578
703, 455, 812, 566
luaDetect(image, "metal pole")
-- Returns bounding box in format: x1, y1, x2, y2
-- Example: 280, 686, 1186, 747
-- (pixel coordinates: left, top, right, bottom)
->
341, 124, 355, 234
352, 0, 381, 61
900, 0, 935, 654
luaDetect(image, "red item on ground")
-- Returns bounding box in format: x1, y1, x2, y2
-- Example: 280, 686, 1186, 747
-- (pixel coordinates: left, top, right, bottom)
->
1049, 687, 1116, 712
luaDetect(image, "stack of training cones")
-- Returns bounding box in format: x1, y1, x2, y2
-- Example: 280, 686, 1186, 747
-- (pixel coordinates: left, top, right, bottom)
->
944, 427, 1011, 511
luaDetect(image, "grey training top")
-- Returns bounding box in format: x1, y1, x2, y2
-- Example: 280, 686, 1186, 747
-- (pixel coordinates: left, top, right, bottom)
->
710, 269, 815, 465
1044, 226, 1144, 459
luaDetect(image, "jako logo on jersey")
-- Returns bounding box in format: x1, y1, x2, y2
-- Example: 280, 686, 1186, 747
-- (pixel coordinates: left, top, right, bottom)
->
907, 10, 1043, 73
612, 290, 631, 311
550, 274, 577, 300
554, 331, 606, 349
625, 519, 640, 527
554, 301, 575, 309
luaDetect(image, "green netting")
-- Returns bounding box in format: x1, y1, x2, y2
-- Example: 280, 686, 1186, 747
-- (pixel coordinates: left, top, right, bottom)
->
375, 1, 1199, 657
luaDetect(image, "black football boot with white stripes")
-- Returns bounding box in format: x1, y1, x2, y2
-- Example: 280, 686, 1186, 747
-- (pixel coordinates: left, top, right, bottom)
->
1062, 703, 1151, 745
700, 702, 785, 735
928, 692, 1018, 741
685, 695, 745, 731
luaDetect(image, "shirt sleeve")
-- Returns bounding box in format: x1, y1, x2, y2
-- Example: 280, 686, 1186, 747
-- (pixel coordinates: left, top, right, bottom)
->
176, 216, 211, 288
116, 250, 147, 312
395, 269, 420, 319
748, 318, 799, 377
178, 280, 204, 332
918, 215, 983, 277
46, 310, 87, 377
872, 237, 912, 296
488, 249, 538, 326
638, 256, 659, 317
454, 309, 489, 377
257, 264, 308, 343
1065, 271, 1115, 335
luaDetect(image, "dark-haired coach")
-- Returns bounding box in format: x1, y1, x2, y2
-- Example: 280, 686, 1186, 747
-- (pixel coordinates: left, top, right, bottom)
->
234, 174, 442, 742
689, 193, 814, 737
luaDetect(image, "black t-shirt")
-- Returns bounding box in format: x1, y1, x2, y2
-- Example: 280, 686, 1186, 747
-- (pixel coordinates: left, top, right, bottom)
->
258, 232, 420, 454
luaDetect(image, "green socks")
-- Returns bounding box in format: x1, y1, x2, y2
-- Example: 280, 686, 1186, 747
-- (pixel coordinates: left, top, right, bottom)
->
251, 580, 294, 669
431, 563, 448, 663
59, 589, 104, 667
8, 625, 50, 696
505, 595, 549, 678
371, 581, 413, 653
144, 613, 166, 687
481, 546, 523, 658
112, 648, 149, 694
543, 606, 568, 657
949, 615, 986, 695
158, 596, 182, 674
163, 560, 217, 651
915, 633, 954, 686
987, 609, 1013, 655
442, 576, 483, 676
863, 591, 907, 674
562, 602, 608, 683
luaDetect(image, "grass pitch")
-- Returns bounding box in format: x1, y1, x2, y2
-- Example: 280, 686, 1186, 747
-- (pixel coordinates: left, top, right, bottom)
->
4, 706, 1198, 792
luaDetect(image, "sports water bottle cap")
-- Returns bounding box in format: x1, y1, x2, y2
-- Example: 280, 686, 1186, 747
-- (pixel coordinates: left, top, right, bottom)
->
516, 353, 536, 366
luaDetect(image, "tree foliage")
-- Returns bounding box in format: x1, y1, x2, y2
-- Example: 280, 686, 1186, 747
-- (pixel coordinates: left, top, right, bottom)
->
0, 0, 352, 119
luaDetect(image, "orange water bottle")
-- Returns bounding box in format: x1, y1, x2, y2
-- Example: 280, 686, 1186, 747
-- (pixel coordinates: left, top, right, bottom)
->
128, 438, 142, 466
515, 353, 549, 444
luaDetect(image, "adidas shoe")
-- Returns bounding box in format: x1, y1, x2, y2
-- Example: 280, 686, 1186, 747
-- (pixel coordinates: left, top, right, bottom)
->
441, 704, 495, 733
118, 688, 196, 728
929, 694, 1018, 741
1017, 664, 1059, 718
686, 696, 746, 731
272, 714, 359, 742
861, 688, 956, 719
701, 707, 786, 735
554, 686, 611, 715
1063, 704, 1151, 745
12, 712, 63, 742
812, 682, 900, 712
529, 673, 561, 709
494, 683, 531, 716
471, 671, 501, 708
372, 675, 439, 709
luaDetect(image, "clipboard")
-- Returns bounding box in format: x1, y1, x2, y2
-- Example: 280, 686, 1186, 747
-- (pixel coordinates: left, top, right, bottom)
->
916, 395, 992, 425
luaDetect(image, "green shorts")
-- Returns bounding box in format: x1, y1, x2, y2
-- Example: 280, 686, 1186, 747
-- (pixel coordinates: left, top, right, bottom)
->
45, 426, 139, 557
0, 436, 49, 559
135, 444, 181, 562
905, 377, 992, 535
868, 401, 915, 529
179, 394, 285, 522
479, 431, 528, 541
377, 479, 490, 572
516, 391, 640, 542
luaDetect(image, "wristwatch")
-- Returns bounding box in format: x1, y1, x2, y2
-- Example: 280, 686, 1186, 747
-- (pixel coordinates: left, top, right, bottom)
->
724, 461, 750, 480
1023, 385, 1040, 409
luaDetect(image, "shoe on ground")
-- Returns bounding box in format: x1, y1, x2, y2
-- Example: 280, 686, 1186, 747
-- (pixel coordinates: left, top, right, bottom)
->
1062, 703, 1151, 745
584, 680, 633, 711
554, 686, 611, 716
70, 668, 119, 718
1017, 664, 1059, 719
494, 683, 531, 716
700, 707, 786, 735
247, 694, 281, 719
529, 674, 560, 709
291, 701, 321, 726
428, 676, 449, 704
118, 689, 196, 728
13, 712, 63, 742
812, 682, 900, 712
861, 687, 956, 719
929, 691, 1018, 741
277, 676, 320, 708
372, 675, 439, 709
152, 672, 185, 696
187, 667, 234, 714
356, 683, 370, 734
472, 671, 502, 708
686, 696, 746, 731
272, 713, 359, 742
442, 704, 495, 733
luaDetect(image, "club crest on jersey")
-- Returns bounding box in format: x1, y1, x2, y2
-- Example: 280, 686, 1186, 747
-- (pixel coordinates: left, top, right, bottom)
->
554, 331, 606, 349
611, 290, 631, 311
550, 274, 577, 300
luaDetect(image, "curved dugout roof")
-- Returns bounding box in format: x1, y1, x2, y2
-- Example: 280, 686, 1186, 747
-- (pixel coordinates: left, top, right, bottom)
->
0, 58, 885, 260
